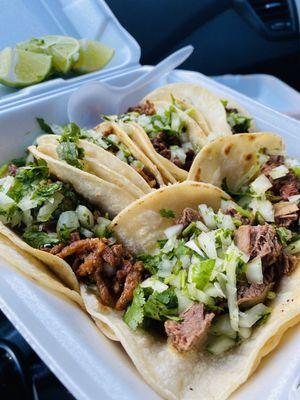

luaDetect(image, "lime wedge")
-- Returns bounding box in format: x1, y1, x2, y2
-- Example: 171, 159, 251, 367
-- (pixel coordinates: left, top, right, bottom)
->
73, 40, 114, 73
18, 35, 80, 74
43, 35, 80, 74
0, 48, 52, 87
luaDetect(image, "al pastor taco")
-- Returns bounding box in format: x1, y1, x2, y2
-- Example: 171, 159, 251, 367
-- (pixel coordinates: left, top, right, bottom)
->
77, 181, 300, 400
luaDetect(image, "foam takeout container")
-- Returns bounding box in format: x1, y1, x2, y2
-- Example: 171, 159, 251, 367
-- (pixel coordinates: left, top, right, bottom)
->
0, 1, 299, 399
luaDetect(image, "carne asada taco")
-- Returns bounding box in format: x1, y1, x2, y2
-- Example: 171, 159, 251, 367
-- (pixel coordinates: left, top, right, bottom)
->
109, 100, 208, 182
79, 181, 300, 399
143, 82, 254, 137
37, 119, 164, 190
188, 132, 284, 191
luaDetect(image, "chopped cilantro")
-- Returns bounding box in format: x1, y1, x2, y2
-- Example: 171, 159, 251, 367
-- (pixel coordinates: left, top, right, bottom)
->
159, 208, 175, 218
124, 286, 145, 330
37, 118, 55, 134
22, 230, 60, 248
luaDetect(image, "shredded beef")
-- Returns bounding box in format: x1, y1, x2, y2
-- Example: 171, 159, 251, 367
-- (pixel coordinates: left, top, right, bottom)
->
280, 253, 298, 276
176, 207, 201, 228
165, 303, 214, 352
237, 282, 274, 309
70, 232, 81, 242
46, 238, 143, 310
224, 207, 251, 225
127, 100, 155, 116
261, 155, 285, 176
274, 202, 299, 228
150, 131, 195, 171
234, 224, 282, 266
272, 172, 300, 200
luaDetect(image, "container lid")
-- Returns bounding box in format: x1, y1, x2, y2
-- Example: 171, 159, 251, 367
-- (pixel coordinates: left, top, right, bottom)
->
0, 0, 141, 107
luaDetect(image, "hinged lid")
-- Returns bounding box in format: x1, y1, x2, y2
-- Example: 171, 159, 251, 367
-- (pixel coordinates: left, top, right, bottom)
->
0, 0, 141, 107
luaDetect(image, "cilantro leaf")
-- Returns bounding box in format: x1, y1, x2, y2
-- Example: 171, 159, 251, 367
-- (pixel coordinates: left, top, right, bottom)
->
33, 181, 63, 201
22, 230, 60, 248
37, 118, 55, 134
57, 142, 84, 169
189, 259, 215, 290
144, 288, 178, 321
124, 286, 145, 330
159, 208, 175, 218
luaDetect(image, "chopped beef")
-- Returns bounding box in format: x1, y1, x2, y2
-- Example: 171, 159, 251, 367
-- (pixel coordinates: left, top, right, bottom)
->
43, 243, 64, 255
8, 164, 17, 176
272, 172, 300, 200
261, 155, 285, 176
224, 207, 251, 225
46, 238, 143, 310
127, 100, 155, 116
234, 224, 282, 266
165, 303, 214, 352
139, 166, 158, 188
280, 253, 298, 276
176, 207, 201, 228
237, 282, 274, 309
150, 131, 194, 171
274, 202, 299, 228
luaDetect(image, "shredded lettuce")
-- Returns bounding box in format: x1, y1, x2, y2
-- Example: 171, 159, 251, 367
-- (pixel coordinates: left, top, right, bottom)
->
188, 259, 215, 290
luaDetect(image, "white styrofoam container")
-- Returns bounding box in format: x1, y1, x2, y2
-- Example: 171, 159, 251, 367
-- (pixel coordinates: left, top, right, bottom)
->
213, 74, 300, 120
0, 1, 300, 399
0, 66, 300, 400
0, 0, 140, 107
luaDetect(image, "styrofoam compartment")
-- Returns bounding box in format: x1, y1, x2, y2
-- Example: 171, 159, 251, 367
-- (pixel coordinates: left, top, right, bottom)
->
213, 74, 300, 119
0, 66, 300, 400
0, 0, 140, 106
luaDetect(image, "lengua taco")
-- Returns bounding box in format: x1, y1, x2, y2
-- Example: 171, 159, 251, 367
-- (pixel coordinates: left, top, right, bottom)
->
143, 82, 254, 137
77, 182, 300, 400
108, 100, 208, 182
38, 119, 164, 190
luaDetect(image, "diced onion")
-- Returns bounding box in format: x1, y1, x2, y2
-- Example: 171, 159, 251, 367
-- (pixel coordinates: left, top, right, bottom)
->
211, 314, 237, 339
249, 198, 274, 222
206, 335, 236, 355
269, 165, 289, 180
238, 327, 252, 340
141, 277, 168, 293
239, 303, 269, 328
164, 224, 183, 239
171, 112, 181, 132
175, 289, 194, 313
198, 231, 217, 259
37, 192, 64, 222
0, 176, 14, 194
285, 239, 300, 255
288, 194, 300, 204
245, 257, 263, 284
76, 205, 94, 229
250, 174, 272, 195
56, 211, 79, 233
217, 211, 235, 230
220, 199, 238, 213
198, 204, 217, 229
18, 195, 39, 211
170, 147, 186, 164
0, 192, 15, 210
185, 239, 204, 257
195, 220, 209, 232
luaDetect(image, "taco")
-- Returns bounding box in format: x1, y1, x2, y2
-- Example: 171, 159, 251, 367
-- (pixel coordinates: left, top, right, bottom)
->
109, 100, 208, 182
79, 181, 300, 399
38, 119, 164, 190
143, 82, 254, 137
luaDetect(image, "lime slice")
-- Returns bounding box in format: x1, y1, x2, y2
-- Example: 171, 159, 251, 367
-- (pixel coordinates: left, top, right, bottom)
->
18, 35, 80, 74
0, 48, 52, 87
42, 35, 80, 74
73, 39, 114, 73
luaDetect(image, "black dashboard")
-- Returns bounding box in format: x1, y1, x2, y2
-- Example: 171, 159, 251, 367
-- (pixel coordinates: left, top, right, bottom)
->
107, 0, 300, 89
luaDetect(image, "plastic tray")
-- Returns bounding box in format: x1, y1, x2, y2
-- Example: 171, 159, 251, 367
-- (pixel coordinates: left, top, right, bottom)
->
0, 66, 300, 400
0, 0, 140, 107
213, 74, 300, 119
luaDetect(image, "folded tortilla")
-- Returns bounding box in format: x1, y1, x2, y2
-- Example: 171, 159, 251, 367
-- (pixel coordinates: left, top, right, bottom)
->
188, 132, 284, 191
117, 100, 208, 182
79, 182, 300, 400
143, 82, 255, 138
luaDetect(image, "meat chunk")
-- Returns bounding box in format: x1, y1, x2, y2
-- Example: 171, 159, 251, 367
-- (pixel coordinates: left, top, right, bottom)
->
280, 253, 298, 276
224, 207, 251, 225
234, 224, 282, 266
261, 155, 285, 176
237, 282, 274, 309
115, 261, 144, 310
164, 303, 214, 352
139, 167, 158, 188
127, 100, 155, 116
274, 202, 299, 228
176, 207, 201, 228
272, 172, 300, 200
